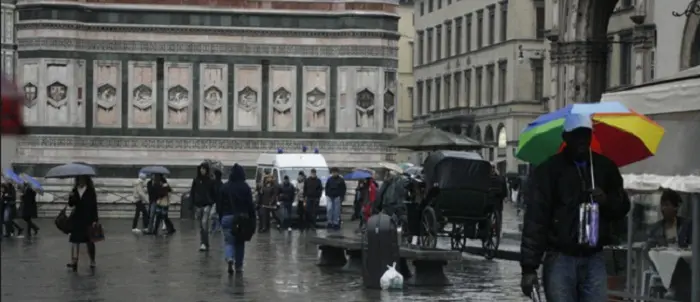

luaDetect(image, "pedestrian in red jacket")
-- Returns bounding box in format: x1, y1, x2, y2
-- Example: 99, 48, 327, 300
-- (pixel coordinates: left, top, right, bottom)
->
362, 178, 378, 222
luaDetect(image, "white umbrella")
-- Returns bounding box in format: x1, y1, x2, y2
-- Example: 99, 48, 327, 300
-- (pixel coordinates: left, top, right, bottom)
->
45, 163, 97, 179
379, 162, 403, 174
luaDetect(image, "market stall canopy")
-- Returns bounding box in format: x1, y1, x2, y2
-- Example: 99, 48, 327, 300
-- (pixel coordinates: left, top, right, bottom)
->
387, 128, 483, 151
601, 66, 700, 193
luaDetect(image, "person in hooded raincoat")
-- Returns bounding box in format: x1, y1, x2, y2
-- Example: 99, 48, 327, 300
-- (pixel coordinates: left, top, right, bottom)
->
217, 164, 256, 274
373, 171, 408, 227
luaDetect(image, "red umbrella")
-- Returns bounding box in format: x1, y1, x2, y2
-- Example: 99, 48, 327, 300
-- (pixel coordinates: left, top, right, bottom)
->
1, 75, 27, 135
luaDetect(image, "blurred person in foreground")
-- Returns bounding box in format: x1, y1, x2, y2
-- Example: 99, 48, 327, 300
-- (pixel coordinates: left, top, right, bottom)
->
217, 164, 256, 274
520, 114, 630, 301
1, 75, 27, 172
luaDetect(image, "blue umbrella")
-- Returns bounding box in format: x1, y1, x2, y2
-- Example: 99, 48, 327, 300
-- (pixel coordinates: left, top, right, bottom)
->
139, 166, 170, 175
2, 168, 24, 185
343, 170, 372, 180
20, 173, 44, 195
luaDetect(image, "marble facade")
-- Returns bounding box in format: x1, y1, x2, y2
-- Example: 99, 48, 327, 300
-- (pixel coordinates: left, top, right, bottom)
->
199, 63, 228, 130
12, 0, 401, 173
93, 60, 122, 128
336, 66, 396, 133
269, 65, 297, 132
164, 62, 193, 129
302, 66, 330, 132
17, 58, 85, 127
128, 61, 157, 129
233, 64, 262, 131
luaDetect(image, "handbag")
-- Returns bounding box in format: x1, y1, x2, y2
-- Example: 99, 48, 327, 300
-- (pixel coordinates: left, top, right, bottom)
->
55, 206, 72, 234
89, 223, 105, 242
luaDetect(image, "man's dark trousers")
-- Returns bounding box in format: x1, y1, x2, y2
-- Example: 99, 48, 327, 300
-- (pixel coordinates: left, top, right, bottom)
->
132, 201, 149, 229
305, 198, 319, 229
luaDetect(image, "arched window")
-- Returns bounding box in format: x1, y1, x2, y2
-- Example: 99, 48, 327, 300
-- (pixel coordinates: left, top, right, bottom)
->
484, 125, 495, 144
497, 124, 507, 148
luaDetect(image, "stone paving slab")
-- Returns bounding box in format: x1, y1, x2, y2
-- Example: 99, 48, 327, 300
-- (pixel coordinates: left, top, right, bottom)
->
1, 218, 529, 302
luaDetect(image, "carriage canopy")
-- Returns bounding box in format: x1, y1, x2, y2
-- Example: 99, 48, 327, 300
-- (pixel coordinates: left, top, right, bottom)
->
422, 151, 492, 190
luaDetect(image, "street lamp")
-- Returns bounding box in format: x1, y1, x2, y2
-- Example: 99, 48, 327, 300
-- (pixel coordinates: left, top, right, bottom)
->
672, 0, 700, 17
517, 45, 546, 63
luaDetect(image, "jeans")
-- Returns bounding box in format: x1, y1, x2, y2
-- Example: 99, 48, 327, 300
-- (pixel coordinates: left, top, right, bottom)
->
326, 196, 342, 225
221, 214, 245, 267
543, 251, 607, 302
147, 202, 158, 233
3, 205, 19, 235
153, 205, 175, 235
210, 205, 220, 233
132, 201, 149, 229
280, 202, 293, 228
195, 205, 212, 247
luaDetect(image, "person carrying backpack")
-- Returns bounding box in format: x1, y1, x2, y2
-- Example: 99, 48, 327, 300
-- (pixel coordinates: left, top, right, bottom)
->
217, 164, 256, 275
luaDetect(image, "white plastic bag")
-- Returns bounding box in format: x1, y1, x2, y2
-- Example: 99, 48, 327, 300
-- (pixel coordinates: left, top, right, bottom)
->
379, 262, 404, 290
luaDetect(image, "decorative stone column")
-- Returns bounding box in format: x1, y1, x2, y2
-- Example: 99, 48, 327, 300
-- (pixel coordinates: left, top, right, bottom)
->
554, 41, 607, 105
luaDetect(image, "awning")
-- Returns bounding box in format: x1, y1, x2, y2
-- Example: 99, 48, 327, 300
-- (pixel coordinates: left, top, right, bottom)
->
601, 66, 700, 193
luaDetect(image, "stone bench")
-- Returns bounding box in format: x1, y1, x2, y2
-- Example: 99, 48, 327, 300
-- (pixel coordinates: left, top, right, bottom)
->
399, 246, 461, 286
308, 234, 363, 272
308, 234, 461, 286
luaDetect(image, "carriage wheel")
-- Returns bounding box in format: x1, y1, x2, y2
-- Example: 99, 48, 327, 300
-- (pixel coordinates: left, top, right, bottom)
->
449, 223, 467, 251
418, 206, 438, 249
481, 210, 502, 260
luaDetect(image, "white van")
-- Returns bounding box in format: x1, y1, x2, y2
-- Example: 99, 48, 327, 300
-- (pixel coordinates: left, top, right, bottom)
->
254, 153, 330, 222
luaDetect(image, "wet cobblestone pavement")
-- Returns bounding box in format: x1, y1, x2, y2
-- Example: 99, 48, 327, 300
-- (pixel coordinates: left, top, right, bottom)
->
1, 219, 528, 302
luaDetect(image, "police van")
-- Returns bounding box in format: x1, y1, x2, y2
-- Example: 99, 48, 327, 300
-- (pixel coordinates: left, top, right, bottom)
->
254, 151, 329, 222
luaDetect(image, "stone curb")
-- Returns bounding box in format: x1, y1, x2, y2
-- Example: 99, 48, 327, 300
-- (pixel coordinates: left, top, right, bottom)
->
462, 246, 521, 262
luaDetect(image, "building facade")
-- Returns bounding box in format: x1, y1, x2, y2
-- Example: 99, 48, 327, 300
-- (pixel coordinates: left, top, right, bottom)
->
545, 0, 700, 108
11, 0, 401, 177
396, 0, 415, 161
412, 0, 548, 174
1, 0, 17, 76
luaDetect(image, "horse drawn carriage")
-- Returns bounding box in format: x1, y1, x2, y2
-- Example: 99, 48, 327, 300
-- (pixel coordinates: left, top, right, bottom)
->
403, 151, 504, 259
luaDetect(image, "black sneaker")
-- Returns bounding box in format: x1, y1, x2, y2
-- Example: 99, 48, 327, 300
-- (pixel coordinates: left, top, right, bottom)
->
227, 261, 234, 275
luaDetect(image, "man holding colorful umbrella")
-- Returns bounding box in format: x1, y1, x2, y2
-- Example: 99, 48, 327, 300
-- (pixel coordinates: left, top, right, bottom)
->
518, 107, 660, 301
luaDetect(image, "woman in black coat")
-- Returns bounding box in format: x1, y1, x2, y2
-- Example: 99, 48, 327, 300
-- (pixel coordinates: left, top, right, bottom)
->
20, 185, 39, 236
66, 176, 99, 272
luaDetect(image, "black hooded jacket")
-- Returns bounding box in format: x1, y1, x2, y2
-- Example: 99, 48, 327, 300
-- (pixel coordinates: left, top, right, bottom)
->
212, 170, 223, 206
520, 152, 630, 274
217, 164, 256, 220
190, 163, 215, 207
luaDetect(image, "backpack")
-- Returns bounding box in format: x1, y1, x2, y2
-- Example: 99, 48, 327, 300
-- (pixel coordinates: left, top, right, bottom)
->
226, 188, 255, 241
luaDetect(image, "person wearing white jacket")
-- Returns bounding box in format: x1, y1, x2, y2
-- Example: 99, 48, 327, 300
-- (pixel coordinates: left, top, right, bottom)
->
132, 173, 150, 233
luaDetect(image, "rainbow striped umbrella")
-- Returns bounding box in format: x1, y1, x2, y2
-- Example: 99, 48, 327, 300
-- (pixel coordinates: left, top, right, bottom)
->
516, 102, 664, 166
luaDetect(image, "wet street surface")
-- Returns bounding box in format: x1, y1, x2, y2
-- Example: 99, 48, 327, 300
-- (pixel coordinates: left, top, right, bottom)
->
1, 219, 528, 302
